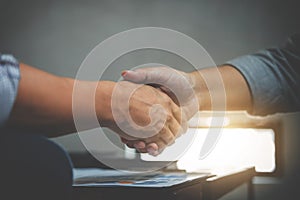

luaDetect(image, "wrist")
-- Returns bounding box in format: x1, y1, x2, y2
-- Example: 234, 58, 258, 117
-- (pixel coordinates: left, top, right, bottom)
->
95, 81, 116, 128
188, 71, 212, 110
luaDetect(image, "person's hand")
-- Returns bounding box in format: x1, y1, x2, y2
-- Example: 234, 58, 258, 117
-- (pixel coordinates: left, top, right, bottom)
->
120, 67, 198, 155
106, 81, 186, 156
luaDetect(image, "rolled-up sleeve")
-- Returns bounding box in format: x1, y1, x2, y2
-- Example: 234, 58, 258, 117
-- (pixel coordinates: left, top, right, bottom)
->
226, 34, 300, 116
0, 54, 20, 126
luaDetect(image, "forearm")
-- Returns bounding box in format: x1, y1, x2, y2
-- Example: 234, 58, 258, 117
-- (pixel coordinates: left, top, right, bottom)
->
189, 65, 252, 111
5, 63, 115, 137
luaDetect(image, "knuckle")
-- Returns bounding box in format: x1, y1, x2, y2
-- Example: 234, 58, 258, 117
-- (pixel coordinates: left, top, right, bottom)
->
157, 142, 166, 149
173, 128, 180, 137
160, 127, 167, 134
166, 113, 173, 122
160, 133, 174, 143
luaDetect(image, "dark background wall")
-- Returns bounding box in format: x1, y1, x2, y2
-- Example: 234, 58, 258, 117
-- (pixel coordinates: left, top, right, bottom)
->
1, 0, 299, 76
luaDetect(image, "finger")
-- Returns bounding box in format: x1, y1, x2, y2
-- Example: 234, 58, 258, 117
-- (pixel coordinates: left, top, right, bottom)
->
133, 141, 146, 149
125, 142, 135, 149
143, 132, 172, 156
146, 141, 167, 156
120, 137, 134, 148
125, 140, 147, 153
158, 127, 176, 146
122, 67, 168, 84
135, 145, 148, 153
145, 143, 159, 152
169, 101, 187, 137
168, 115, 183, 139
145, 143, 159, 156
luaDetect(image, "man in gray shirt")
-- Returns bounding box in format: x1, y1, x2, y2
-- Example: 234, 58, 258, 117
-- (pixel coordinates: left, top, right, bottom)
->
121, 34, 300, 200
122, 34, 300, 153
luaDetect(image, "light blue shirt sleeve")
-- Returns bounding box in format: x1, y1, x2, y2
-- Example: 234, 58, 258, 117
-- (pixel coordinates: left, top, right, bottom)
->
226, 34, 300, 116
0, 54, 20, 126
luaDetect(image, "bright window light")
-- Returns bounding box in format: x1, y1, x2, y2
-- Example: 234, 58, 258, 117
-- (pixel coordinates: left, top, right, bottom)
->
141, 128, 275, 173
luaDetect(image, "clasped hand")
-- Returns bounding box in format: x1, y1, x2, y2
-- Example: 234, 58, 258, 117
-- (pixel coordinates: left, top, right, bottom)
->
111, 67, 198, 156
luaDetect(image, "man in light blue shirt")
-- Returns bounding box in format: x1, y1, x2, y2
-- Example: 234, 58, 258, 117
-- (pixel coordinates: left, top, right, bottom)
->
0, 54, 20, 126
0, 53, 183, 199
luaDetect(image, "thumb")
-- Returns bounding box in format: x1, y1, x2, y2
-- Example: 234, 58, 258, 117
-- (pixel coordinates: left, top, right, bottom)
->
122, 70, 147, 83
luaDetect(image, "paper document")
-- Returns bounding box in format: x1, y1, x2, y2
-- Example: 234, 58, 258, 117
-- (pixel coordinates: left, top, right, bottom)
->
73, 168, 209, 188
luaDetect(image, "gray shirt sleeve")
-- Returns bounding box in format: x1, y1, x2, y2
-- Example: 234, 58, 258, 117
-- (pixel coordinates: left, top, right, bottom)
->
0, 54, 20, 126
226, 34, 300, 116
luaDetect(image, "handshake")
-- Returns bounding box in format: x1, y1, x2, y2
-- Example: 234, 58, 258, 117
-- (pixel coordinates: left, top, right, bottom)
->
7, 62, 249, 157
105, 67, 199, 156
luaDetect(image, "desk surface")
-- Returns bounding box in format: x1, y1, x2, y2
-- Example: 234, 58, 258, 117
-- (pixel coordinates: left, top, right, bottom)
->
74, 168, 255, 200
72, 167, 255, 200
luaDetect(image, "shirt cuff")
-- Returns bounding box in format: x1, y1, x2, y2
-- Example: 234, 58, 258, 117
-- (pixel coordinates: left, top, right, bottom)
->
225, 51, 284, 116
0, 54, 20, 126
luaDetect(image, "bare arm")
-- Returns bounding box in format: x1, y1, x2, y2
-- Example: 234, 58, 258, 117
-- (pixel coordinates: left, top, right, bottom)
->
189, 65, 252, 111
5, 63, 183, 150
5, 63, 115, 137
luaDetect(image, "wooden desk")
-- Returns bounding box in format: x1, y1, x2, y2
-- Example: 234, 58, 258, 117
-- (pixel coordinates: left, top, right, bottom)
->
203, 168, 256, 200
73, 167, 255, 200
